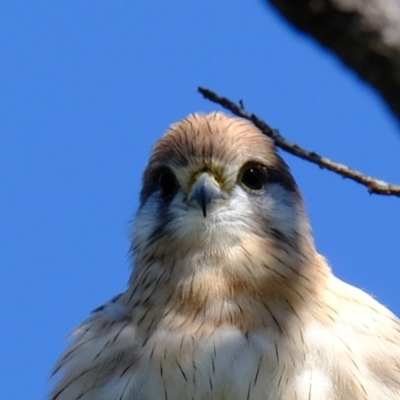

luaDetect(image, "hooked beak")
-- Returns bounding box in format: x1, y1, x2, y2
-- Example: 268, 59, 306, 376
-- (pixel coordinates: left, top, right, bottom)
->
188, 172, 226, 217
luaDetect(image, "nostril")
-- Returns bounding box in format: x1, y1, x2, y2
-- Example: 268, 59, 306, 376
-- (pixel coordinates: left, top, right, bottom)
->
188, 173, 225, 218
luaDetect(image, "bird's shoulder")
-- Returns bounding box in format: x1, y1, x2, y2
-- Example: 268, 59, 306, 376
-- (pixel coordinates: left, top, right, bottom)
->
51, 294, 137, 400
304, 275, 400, 399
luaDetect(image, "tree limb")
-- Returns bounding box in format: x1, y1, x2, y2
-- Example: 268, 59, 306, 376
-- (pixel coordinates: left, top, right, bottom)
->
199, 86, 400, 197
265, 0, 400, 123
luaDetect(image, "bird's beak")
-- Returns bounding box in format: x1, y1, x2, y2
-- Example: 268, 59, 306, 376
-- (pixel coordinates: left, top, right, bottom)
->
188, 172, 226, 218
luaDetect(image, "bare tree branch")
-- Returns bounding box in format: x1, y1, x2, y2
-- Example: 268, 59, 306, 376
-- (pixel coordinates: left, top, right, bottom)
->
199, 86, 400, 197
265, 0, 400, 124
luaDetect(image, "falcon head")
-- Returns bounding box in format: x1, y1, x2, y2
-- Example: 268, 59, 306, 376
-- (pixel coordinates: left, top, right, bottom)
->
132, 113, 316, 273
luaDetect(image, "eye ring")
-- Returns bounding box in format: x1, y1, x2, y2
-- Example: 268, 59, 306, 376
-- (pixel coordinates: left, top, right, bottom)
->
239, 163, 267, 193
158, 169, 179, 198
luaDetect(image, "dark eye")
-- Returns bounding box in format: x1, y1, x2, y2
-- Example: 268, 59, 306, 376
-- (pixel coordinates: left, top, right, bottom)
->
240, 164, 267, 192
158, 170, 178, 198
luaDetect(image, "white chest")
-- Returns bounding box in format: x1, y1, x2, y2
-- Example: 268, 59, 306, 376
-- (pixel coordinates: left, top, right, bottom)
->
98, 324, 335, 400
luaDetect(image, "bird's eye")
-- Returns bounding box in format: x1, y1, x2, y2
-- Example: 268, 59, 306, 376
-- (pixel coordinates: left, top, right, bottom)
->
240, 164, 267, 192
158, 170, 178, 198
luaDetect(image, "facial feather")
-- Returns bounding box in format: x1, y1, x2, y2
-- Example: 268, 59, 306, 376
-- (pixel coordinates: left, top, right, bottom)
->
131, 112, 325, 311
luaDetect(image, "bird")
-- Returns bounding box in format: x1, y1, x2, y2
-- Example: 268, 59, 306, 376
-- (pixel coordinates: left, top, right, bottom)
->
50, 112, 400, 400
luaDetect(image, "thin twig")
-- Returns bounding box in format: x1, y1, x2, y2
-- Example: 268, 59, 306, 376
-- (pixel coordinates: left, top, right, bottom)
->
198, 86, 400, 197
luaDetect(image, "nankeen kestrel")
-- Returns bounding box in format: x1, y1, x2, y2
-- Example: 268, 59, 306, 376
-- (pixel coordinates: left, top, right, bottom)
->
51, 112, 400, 400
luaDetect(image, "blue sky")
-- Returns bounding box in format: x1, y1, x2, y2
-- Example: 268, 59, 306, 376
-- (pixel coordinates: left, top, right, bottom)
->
1, 1, 399, 399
